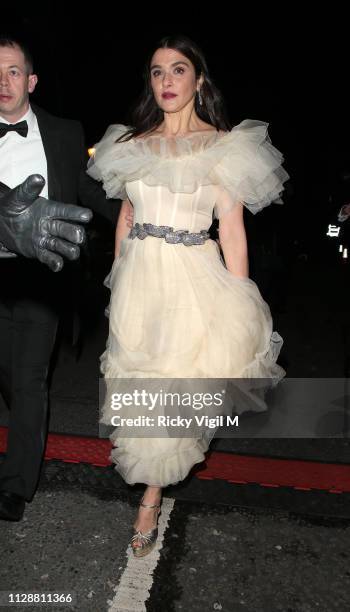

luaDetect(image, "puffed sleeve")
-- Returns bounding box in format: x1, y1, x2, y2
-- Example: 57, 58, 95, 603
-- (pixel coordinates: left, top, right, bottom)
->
86, 124, 131, 200
212, 120, 289, 218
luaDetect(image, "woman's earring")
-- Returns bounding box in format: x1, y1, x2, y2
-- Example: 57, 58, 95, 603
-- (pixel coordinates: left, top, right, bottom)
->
197, 89, 203, 106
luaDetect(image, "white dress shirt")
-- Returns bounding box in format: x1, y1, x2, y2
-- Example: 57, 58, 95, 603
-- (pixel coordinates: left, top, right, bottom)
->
0, 105, 48, 198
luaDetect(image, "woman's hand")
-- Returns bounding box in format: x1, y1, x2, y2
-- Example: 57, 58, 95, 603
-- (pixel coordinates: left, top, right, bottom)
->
125, 206, 134, 228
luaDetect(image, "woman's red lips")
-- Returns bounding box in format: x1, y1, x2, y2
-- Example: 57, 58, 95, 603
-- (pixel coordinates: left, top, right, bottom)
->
162, 93, 177, 99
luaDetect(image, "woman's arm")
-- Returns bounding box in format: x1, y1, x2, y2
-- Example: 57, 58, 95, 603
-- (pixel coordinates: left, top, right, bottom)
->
218, 201, 249, 278
115, 199, 134, 258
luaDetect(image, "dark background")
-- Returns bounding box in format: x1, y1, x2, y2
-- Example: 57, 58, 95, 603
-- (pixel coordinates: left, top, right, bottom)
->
2, 8, 350, 278
3, 9, 350, 244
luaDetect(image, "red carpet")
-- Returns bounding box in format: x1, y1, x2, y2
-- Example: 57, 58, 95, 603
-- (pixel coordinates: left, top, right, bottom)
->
1, 426, 349, 493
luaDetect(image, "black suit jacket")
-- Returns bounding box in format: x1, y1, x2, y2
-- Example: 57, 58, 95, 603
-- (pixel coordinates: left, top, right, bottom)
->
1, 104, 121, 308
32, 104, 121, 222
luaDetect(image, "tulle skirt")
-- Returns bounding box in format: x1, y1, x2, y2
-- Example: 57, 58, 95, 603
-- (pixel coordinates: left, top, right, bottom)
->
100, 236, 285, 486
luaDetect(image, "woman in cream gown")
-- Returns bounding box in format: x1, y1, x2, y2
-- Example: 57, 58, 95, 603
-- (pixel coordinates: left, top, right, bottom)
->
87, 34, 289, 557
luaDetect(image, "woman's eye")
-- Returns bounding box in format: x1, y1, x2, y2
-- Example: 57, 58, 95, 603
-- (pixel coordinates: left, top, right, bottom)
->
151, 67, 185, 77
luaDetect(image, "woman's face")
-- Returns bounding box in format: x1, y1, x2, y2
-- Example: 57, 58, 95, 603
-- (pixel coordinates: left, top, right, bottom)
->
149, 47, 202, 113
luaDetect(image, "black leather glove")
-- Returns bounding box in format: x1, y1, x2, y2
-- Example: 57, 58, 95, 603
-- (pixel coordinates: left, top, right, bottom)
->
0, 175, 93, 272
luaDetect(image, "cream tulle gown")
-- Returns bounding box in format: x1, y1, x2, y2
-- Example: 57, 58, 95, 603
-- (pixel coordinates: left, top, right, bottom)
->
87, 120, 289, 487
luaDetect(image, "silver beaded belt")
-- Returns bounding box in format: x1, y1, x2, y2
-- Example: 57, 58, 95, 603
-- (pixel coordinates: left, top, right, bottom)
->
129, 222, 210, 246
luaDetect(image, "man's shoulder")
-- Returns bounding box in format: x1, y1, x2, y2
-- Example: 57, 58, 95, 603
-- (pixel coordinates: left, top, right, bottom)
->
31, 103, 83, 134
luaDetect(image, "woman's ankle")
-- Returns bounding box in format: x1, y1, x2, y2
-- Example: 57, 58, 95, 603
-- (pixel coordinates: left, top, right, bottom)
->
142, 486, 162, 504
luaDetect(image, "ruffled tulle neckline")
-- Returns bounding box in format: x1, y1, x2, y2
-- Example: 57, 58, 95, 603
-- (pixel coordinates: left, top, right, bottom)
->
86, 119, 289, 214
126, 127, 234, 158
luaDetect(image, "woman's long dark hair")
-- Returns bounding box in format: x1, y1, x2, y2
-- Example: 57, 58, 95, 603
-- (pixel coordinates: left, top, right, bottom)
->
117, 34, 231, 142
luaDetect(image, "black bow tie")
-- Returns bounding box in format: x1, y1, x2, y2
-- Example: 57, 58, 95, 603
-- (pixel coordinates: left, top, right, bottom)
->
0, 120, 28, 138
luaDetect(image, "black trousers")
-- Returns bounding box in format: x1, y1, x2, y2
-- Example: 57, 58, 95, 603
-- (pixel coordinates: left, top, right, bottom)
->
0, 296, 58, 501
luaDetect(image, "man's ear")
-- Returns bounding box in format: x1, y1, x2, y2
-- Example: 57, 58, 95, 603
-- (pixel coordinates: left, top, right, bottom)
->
28, 74, 38, 94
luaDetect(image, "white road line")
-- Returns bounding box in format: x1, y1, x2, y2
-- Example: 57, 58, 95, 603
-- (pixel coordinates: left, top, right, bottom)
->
107, 496, 175, 612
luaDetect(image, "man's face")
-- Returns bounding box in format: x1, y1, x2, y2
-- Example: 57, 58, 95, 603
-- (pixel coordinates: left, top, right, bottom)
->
0, 44, 38, 122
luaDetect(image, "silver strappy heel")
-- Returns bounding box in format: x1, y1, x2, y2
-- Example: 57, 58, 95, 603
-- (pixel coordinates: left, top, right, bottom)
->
130, 495, 161, 558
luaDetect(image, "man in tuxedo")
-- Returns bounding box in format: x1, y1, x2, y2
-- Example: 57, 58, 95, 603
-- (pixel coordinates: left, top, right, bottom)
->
0, 35, 121, 521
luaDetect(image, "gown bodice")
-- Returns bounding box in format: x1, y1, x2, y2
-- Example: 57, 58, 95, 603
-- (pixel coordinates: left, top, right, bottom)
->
126, 181, 219, 232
